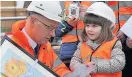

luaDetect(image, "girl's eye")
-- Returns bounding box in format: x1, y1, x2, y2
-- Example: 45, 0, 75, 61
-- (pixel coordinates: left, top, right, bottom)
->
93, 25, 98, 27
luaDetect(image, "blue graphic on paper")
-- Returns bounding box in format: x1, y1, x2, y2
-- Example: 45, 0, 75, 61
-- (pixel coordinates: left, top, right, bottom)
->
1, 49, 45, 77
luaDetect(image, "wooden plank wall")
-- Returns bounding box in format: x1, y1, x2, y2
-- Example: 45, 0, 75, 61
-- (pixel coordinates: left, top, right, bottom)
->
1, 1, 27, 32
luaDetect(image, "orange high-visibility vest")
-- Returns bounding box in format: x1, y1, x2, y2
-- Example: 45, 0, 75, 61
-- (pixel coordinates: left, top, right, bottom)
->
80, 37, 122, 77
107, 1, 132, 34
62, 20, 84, 43
62, 1, 93, 43
10, 20, 71, 77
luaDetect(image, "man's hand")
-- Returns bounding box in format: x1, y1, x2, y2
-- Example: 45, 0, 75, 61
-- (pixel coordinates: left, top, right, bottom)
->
126, 37, 132, 48
116, 31, 126, 43
79, 5, 88, 20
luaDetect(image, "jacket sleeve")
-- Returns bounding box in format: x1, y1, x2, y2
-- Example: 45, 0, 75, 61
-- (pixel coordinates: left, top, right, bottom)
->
70, 42, 82, 71
55, 20, 73, 37
50, 46, 71, 77
91, 40, 125, 74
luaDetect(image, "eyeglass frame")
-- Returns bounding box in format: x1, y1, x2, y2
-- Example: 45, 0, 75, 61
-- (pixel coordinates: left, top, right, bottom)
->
33, 17, 56, 31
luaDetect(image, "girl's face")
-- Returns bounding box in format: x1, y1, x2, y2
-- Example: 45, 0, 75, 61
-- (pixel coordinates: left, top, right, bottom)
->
85, 24, 102, 41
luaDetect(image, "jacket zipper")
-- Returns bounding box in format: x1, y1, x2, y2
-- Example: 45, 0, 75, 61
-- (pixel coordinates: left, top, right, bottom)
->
90, 51, 95, 62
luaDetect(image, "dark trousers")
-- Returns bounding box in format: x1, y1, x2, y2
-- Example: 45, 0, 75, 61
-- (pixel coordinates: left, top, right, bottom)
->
122, 44, 132, 77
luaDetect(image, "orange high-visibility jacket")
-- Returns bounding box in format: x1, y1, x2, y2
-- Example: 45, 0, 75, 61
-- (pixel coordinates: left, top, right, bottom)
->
11, 20, 26, 32
80, 37, 122, 77
62, 1, 93, 43
107, 1, 132, 34
9, 20, 71, 77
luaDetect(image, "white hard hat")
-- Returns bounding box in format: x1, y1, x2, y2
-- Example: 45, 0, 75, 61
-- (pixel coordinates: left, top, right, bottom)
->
86, 2, 116, 25
27, 1, 62, 22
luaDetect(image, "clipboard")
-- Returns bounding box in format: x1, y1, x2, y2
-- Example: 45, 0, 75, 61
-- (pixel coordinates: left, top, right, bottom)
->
120, 16, 132, 39
0, 35, 59, 77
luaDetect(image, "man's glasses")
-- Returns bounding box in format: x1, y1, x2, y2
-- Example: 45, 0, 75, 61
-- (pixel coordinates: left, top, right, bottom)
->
34, 17, 55, 30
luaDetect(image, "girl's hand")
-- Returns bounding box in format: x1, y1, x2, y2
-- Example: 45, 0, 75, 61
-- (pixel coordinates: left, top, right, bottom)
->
86, 62, 96, 74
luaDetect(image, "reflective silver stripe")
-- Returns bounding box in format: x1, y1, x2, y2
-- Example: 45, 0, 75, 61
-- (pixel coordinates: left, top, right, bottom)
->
115, 18, 118, 24
52, 58, 63, 69
67, 29, 83, 35
82, 56, 90, 63
119, 1, 132, 7
110, 5, 118, 11
119, 14, 131, 20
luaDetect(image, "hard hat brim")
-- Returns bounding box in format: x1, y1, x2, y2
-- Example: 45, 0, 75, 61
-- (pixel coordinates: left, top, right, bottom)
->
27, 6, 61, 22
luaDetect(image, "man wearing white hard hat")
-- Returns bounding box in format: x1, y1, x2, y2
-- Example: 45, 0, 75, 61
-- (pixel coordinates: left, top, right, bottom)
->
6, 1, 76, 77
8, 1, 94, 77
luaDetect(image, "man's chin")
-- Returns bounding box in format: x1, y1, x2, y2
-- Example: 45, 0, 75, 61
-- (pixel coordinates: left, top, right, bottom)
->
39, 40, 48, 44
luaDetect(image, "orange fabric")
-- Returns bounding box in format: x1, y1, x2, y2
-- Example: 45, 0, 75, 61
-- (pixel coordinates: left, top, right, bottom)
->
119, 6, 132, 15
62, 21, 84, 43
12, 20, 26, 33
113, 21, 126, 34
80, 1, 91, 8
63, 1, 91, 43
80, 37, 122, 77
108, 1, 118, 6
10, 20, 71, 77
76, 20, 85, 29
120, 20, 126, 27
64, 1, 72, 9
62, 1, 91, 43
64, 1, 72, 15
108, 1, 132, 35
114, 11, 118, 18
62, 35, 79, 43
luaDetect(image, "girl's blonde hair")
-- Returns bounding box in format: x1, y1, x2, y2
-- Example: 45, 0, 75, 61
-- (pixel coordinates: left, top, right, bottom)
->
82, 13, 114, 43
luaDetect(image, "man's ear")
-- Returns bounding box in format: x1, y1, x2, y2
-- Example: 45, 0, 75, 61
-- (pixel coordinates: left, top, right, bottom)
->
28, 16, 36, 28
30, 16, 36, 24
